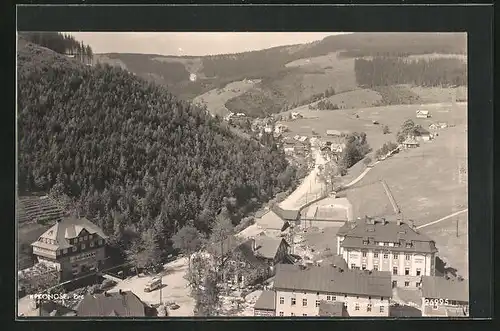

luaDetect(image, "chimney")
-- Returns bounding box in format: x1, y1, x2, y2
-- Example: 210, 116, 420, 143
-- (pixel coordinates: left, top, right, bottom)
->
119, 289, 124, 295
397, 218, 402, 226
250, 238, 257, 251
104, 291, 110, 297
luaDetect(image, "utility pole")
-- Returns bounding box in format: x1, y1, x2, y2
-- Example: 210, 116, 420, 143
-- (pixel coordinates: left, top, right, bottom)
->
456, 217, 459, 238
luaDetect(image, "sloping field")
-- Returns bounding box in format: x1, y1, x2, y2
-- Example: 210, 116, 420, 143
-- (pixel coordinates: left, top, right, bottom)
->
351, 122, 467, 227
409, 86, 468, 103
405, 53, 467, 62
343, 181, 396, 220
193, 79, 261, 117
285, 52, 357, 93
420, 211, 468, 279
324, 89, 383, 109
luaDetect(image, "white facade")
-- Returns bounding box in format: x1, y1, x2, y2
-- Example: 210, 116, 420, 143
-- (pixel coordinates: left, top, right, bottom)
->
274, 289, 389, 317
337, 241, 436, 288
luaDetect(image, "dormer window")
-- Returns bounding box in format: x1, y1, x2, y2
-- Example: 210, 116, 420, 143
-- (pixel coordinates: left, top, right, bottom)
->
79, 237, 84, 242
362, 240, 368, 245
405, 242, 412, 248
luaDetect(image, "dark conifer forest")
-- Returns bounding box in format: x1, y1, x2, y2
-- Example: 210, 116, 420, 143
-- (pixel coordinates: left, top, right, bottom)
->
17, 41, 297, 258
354, 57, 467, 88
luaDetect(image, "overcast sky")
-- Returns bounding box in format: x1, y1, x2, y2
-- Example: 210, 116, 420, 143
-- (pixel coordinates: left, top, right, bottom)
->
67, 32, 350, 56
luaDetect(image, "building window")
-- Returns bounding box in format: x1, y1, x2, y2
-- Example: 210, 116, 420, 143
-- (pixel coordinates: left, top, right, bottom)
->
405, 268, 410, 275
416, 282, 420, 287
81, 244, 86, 250
355, 303, 360, 311
63, 248, 68, 254
367, 304, 372, 312
56, 250, 60, 256
351, 263, 356, 269
332, 296, 336, 301
362, 240, 368, 245
99, 239, 103, 245
291, 313, 295, 316
279, 297, 284, 304
84, 235, 88, 240
393, 267, 398, 275
404, 281, 410, 287
384, 242, 388, 246
380, 306, 385, 313
316, 300, 320, 307
326, 295, 331, 301
362, 264, 366, 270
79, 237, 83, 242
303, 314, 307, 317
302, 298, 307, 306
416, 268, 421, 276
374, 265, 379, 271
89, 234, 93, 239
90, 242, 95, 247
393, 253, 398, 259
374, 252, 379, 258
406, 243, 412, 248
405, 254, 411, 260
383, 253, 388, 259
362, 251, 367, 257
291, 298, 296, 306
279, 312, 284, 316
72, 246, 77, 252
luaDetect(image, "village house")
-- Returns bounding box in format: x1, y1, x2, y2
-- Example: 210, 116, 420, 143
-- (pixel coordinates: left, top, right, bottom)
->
291, 112, 303, 120
254, 206, 300, 231
30, 216, 109, 281
326, 129, 349, 137
413, 126, 432, 141
416, 110, 431, 118
336, 216, 438, 288
275, 124, 288, 135
76, 290, 157, 317
420, 276, 469, 317
23, 300, 77, 317
206, 234, 291, 287
260, 264, 392, 317
402, 137, 419, 149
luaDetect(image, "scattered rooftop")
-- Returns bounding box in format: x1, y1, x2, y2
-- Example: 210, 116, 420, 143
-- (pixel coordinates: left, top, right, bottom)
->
254, 290, 276, 311
273, 264, 392, 298
254, 237, 289, 260
76, 290, 155, 317
421, 276, 469, 303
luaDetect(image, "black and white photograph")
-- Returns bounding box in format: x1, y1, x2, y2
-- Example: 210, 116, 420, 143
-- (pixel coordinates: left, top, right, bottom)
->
16, 30, 470, 318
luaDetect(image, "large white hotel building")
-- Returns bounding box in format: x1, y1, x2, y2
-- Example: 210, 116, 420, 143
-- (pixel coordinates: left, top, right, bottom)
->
336, 216, 438, 288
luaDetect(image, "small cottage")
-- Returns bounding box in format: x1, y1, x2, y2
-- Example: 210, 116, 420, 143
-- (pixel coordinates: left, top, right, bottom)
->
416, 110, 431, 118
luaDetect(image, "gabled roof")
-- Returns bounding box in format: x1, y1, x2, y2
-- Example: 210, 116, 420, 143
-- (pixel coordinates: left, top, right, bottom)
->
271, 205, 299, 221
254, 237, 289, 260
32, 216, 108, 250
76, 291, 150, 317
421, 276, 469, 303
274, 264, 392, 298
254, 290, 276, 311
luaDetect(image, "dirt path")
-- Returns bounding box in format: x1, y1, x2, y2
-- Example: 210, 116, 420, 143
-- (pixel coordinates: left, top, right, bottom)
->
416, 209, 468, 230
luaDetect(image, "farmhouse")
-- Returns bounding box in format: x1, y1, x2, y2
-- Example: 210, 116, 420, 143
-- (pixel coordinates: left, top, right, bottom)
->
416, 110, 430, 118
414, 127, 432, 141
326, 130, 349, 137
402, 137, 419, 149
336, 216, 438, 288
31, 216, 108, 281
421, 276, 469, 317
255, 206, 300, 231
271, 264, 392, 317
76, 290, 157, 317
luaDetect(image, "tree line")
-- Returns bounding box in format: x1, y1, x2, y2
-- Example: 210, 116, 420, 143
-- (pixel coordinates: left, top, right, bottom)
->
19, 32, 93, 64
17, 43, 298, 268
354, 57, 467, 88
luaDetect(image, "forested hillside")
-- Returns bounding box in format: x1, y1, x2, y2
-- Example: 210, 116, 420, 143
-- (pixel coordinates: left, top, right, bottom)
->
97, 33, 467, 102
354, 57, 467, 87
17, 41, 297, 261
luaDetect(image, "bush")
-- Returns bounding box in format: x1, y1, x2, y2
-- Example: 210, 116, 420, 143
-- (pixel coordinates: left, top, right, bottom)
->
363, 157, 372, 165
382, 125, 390, 134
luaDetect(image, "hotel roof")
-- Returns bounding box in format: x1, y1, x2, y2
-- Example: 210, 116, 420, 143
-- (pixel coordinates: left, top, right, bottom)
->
274, 264, 392, 298
32, 216, 108, 250
337, 216, 437, 254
